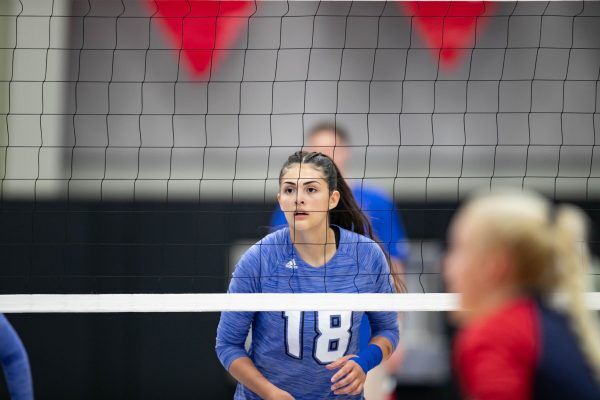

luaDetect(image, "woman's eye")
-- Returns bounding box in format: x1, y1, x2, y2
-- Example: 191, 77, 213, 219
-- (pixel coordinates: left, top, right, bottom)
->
307, 187, 317, 193
284, 187, 294, 194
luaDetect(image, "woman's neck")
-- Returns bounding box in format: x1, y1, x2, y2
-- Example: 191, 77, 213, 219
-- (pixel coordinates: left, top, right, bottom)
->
465, 287, 524, 325
290, 223, 337, 268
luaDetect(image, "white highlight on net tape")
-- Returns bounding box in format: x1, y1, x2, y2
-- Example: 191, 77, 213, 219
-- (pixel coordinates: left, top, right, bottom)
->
0, 293, 599, 313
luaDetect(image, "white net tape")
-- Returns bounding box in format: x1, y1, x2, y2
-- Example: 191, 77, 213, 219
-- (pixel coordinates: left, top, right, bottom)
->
1, 292, 599, 313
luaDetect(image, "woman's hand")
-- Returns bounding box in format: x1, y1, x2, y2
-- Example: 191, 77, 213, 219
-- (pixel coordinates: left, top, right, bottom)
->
326, 354, 367, 396
265, 388, 295, 400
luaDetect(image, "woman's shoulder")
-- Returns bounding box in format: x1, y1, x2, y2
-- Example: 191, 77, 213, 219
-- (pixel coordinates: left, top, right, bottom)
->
337, 226, 377, 245
456, 297, 537, 356
454, 298, 539, 400
337, 227, 384, 261
239, 228, 291, 263
259, 226, 289, 245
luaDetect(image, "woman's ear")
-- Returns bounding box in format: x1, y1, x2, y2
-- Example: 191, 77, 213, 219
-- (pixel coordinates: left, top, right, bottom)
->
329, 190, 340, 210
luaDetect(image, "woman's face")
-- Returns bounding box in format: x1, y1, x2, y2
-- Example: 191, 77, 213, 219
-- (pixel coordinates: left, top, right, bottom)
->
278, 163, 339, 234
444, 212, 492, 316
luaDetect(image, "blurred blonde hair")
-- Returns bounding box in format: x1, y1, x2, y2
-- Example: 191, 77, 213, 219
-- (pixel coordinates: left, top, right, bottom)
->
462, 190, 600, 382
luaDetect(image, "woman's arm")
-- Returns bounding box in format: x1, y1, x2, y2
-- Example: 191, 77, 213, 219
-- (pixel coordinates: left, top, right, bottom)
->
326, 335, 395, 396
0, 315, 33, 400
215, 245, 294, 399
215, 248, 259, 378
366, 244, 401, 351
327, 243, 400, 396
369, 335, 394, 361
228, 357, 294, 400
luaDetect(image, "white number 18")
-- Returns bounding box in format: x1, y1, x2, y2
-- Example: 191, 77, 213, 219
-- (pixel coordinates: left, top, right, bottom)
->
282, 311, 353, 364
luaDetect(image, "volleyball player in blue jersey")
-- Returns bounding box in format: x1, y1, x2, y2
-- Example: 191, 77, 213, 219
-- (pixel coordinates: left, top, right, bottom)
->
269, 124, 408, 398
0, 314, 33, 400
216, 152, 399, 399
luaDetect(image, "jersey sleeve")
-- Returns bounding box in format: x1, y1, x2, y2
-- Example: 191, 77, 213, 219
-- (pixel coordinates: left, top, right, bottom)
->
215, 245, 262, 370
364, 244, 400, 351
0, 314, 34, 400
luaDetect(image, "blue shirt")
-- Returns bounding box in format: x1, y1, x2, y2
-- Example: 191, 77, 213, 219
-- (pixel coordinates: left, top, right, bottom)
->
0, 314, 33, 400
215, 227, 399, 400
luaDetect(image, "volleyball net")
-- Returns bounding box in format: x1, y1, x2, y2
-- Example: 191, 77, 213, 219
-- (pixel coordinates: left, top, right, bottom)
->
1, 0, 599, 313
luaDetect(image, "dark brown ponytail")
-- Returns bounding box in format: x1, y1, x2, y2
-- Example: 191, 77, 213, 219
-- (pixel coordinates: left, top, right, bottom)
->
330, 166, 375, 239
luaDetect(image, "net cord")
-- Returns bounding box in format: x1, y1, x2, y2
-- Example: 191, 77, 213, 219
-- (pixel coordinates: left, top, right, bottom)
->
1, 292, 600, 313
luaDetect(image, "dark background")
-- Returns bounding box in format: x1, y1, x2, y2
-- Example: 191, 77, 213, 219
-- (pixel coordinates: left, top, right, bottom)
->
1, 200, 598, 399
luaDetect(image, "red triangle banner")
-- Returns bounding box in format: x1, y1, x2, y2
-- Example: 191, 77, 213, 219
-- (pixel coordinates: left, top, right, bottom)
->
148, 1, 491, 78
148, 1, 253, 78
402, 1, 490, 70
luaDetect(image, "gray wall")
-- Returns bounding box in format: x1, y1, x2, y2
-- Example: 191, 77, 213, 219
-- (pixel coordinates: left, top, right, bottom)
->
1, 0, 599, 201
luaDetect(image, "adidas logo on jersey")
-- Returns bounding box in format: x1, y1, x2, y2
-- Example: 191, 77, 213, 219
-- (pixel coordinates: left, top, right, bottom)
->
285, 259, 298, 269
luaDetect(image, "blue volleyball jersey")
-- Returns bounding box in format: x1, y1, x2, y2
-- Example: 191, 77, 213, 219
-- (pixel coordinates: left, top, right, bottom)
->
270, 184, 408, 351
215, 227, 399, 400
270, 184, 409, 263
0, 314, 33, 400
